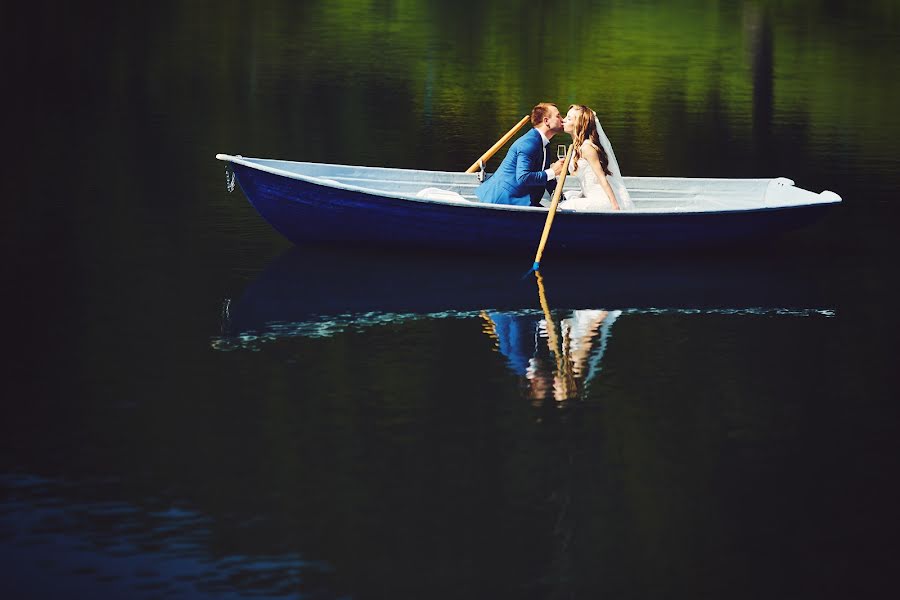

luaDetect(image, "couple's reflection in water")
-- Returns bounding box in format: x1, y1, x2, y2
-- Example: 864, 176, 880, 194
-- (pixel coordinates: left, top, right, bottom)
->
482, 272, 618, 404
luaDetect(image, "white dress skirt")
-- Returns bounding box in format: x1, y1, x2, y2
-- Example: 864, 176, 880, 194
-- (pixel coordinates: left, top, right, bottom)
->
559, 158, 633, 211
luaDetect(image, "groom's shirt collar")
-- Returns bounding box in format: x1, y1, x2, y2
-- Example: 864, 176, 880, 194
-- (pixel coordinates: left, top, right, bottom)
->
537, 129, 550, 146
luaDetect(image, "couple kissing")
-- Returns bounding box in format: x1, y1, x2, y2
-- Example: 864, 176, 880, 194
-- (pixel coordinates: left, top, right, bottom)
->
475, 102, 632, 211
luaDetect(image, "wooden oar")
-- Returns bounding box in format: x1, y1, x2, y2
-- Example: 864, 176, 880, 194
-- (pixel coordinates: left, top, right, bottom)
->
532, 143, 574, 271
465, 115, 530, 173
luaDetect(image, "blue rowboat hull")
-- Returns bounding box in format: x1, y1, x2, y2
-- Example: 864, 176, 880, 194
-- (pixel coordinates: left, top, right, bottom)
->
229, 162, 836, 254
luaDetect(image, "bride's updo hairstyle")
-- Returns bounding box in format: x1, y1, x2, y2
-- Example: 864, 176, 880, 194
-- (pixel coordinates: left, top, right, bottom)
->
568, 104, 611, 175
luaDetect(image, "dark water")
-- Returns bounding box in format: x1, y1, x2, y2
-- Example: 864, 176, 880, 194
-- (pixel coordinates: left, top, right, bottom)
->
3, 1, 900, 598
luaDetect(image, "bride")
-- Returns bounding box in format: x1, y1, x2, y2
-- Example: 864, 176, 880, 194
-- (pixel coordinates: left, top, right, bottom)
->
558, 104, 633, 211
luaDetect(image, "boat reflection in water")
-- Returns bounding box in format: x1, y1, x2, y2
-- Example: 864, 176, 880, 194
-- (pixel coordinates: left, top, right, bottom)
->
213, 245, 835, 402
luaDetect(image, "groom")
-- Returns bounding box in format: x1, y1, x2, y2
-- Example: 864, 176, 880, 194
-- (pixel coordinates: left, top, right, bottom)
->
475, 102, 565, 206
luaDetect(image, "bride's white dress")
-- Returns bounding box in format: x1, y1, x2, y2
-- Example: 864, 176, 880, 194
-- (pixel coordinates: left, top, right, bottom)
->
558, 116, 633, 211
559, 157, 633, 211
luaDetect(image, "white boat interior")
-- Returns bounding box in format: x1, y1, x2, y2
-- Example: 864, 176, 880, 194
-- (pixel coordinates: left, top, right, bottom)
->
217, 155, 842, 213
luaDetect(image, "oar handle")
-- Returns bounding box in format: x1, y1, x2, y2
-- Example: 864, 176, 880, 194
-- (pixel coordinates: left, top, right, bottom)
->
532, 143, 574, 270
465, 115, 531, 173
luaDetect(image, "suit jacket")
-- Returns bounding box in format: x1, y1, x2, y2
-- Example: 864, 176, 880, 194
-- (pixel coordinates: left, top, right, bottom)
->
475, 128, 556, 206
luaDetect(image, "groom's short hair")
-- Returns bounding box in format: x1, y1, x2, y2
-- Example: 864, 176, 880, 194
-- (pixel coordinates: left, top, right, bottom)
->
531, 103, 558, 127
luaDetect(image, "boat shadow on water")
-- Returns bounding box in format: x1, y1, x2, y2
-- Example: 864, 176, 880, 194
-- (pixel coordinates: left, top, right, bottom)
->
211, 245, 838, 401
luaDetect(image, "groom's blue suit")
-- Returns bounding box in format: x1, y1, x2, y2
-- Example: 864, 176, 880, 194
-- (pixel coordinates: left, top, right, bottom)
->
475, 128, 556, 206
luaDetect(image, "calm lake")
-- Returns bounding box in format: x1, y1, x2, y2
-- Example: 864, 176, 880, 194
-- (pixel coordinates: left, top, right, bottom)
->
3, 1, 899, 598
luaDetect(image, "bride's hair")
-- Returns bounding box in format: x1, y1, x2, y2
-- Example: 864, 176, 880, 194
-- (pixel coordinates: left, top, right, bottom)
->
568, 104, 611, 175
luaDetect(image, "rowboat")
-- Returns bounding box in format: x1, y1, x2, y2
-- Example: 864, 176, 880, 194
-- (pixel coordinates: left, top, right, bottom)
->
215, 154, 841, 253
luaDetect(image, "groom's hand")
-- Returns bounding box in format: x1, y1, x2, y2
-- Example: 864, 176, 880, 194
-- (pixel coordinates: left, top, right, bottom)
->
550, 159, 564, 176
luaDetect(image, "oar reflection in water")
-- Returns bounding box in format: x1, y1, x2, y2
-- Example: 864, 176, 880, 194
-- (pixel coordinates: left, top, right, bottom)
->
480, 271, 620, 404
